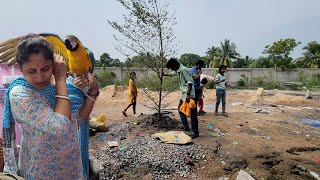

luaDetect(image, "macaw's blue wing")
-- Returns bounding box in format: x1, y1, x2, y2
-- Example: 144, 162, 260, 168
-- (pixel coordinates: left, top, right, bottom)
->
85, 48, 95, 73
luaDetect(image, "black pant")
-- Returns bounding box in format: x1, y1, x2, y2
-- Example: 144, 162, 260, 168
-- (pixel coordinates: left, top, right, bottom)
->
178, 99, 199, 135
194, 89, 201, 103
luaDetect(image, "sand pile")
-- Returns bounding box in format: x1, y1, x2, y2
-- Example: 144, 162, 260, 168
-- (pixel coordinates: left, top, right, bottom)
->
232, 91, 263, 102
97, 85, 128, 102
249, 96, 265, 102
264, 93, 317, 106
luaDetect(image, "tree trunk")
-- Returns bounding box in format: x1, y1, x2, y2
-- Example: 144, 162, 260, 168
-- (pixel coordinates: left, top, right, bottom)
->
156, 0, 164, 119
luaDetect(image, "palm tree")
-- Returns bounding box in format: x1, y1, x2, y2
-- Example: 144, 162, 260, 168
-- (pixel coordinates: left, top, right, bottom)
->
207, 39, 239, 68
206, 46, 221, 68
301, 41, 320, 68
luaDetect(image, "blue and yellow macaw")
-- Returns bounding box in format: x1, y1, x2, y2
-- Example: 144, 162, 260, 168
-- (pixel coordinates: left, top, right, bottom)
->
0, 33, 93, 76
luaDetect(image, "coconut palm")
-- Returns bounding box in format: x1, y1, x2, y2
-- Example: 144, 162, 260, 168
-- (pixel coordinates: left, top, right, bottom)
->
207, 39, 239, 68
206, 46, 221, 68
301, 41, 320, 68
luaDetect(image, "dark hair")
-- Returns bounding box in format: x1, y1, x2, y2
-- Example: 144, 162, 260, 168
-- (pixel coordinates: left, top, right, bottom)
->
129, 71, 136, 77
166, 58, 180, 70
201, 78, 208, 84
218, 65, 227, 73
16, 36, 54, 66
196, 60, 205, 67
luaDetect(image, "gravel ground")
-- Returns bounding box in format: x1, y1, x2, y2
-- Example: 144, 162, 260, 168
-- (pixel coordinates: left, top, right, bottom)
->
91, 136, 206, 180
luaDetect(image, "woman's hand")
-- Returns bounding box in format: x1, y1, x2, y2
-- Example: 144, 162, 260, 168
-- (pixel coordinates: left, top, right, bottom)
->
74, 75, 89, 89
87, 73, 99, 96
53, 54, 67, 82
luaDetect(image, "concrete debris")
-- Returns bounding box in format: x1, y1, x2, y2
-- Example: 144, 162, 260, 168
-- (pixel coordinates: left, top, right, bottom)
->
91, 136, 205, 179
236, 170, 255, 180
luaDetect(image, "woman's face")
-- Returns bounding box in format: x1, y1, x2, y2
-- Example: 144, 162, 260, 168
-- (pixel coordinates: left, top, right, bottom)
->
20, 53, 53, 90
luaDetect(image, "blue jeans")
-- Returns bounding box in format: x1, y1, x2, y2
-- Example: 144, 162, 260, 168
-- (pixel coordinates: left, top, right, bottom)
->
215, 89, 226, 113
178, 99, 199, 134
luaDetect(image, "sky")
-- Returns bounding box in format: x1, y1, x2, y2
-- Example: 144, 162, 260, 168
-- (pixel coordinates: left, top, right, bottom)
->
0, 0, 319, 61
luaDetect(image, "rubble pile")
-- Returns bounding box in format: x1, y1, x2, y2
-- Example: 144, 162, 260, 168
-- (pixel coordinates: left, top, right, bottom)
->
91, 137, 206, 179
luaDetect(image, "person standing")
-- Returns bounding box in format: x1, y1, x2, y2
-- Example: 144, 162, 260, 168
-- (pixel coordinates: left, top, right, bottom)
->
215, 65, 229, 117
190, 60, 204, 104
3, 36, 99, 179
197, 78, 208, 116
164, 58, 199, 138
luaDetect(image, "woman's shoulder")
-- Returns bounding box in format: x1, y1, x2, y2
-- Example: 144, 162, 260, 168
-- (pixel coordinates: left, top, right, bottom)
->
10, 85, 35, 97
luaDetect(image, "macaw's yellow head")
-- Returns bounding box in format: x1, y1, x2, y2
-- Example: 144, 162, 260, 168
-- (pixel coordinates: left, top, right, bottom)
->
64, 35, 83, 51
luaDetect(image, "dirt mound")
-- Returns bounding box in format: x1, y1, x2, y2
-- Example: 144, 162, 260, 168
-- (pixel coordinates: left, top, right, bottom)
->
99, 85, 117, 99
236, 92, 252, 97
98, 85, 128, 102
141, 113, 182, 130
236, 91, 318, 107
234, 92, 261, 102
265, 93, 318, 107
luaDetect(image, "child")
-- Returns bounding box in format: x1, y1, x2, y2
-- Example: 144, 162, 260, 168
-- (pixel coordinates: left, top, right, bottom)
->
198, 78, 208, 116
215, 65, 229, 117
122, 72, 138, 117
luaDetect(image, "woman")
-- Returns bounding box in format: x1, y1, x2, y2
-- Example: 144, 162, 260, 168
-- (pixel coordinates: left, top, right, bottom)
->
2, 36, 99, 179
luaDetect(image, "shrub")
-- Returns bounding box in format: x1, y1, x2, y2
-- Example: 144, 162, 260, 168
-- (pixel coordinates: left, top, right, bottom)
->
252, 75, 265, 86
94, 70, 117, 88
137, 74, 178, 91
237, 79, 246, 87
237, 74, 248, 87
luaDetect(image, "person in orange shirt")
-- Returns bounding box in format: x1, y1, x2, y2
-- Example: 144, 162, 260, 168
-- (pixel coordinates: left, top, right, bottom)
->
122, 72, 138, 117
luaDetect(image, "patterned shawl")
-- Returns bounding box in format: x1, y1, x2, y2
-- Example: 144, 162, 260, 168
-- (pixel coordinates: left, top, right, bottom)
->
2, 77, 87, 175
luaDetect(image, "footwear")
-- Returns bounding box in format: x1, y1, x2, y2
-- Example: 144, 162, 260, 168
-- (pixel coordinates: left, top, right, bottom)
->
132, 114, 140, 117
190, 133, 199, 139
198, 111, 205, 116
222, 112, 228, 117
214, 112, 219, 116
197, 112, 204, 116
122, 111, 128, 117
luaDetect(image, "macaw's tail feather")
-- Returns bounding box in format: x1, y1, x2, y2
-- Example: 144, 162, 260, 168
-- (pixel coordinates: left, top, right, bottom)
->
0, 42, 18, 54
8, 57, 17, 66
0, 37, 20, 64
0, 48, 15, 60
2, 53, 15, 63
0, 37, 20, 47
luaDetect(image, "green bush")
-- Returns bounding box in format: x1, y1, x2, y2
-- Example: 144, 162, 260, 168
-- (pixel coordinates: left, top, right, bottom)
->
137, 74, 178, 91
265, 71, 281, 89
298, 72, 320, 90
266, 79, 280, 89
114, 80, 123, 86
237, 79, 246, 87
298, 71, 309, 84
308, 74, 320, 90
252, 75, 265, 86
94, 70, 117, 88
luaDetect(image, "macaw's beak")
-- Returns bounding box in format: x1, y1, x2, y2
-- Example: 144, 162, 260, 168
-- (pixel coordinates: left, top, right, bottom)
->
64, 39, 72, 50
